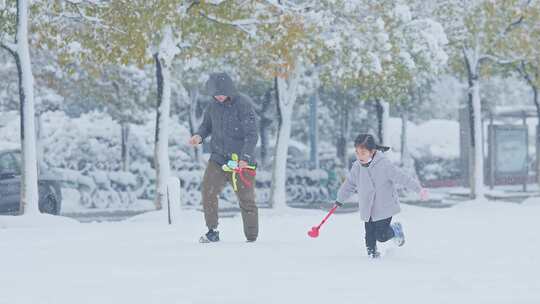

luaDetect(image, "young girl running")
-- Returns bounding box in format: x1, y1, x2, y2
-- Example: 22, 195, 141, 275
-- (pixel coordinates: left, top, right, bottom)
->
336, 134, 429, 258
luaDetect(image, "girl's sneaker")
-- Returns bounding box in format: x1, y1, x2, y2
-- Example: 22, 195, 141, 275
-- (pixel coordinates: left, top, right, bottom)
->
391, 222, 405, 247
367, 248, 381, 259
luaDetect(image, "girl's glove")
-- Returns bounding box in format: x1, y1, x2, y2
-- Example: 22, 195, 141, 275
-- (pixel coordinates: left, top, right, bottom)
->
419, 188, 429, 201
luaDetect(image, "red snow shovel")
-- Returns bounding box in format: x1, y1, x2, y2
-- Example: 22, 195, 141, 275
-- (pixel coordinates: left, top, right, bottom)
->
308, 203, 341, 238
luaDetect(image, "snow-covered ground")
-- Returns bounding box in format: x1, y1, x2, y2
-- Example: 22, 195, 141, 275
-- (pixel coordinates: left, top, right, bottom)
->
1, 201, 539, 304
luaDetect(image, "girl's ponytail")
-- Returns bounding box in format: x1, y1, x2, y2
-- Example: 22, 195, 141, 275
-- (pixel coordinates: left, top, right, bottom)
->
354, 134, 390, 152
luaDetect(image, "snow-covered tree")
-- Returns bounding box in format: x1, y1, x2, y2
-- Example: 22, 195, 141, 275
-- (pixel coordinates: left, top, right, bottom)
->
313, 0, 448, 164
435, 0, 537, 199
0, 0, 40, 215
358, 1, 447, 146
48, 0, 281, 210
256, 8, 318, 209
94, 65, 153, 171
252, 0, 449, 208
512, 7, 540, 185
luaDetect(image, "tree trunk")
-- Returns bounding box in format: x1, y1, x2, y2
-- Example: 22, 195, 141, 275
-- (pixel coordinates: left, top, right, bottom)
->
471, 75, 485, 199
530, 86, 540, 187
269, 108, 293, 209
375, 100, 383, 143
466, 92, 475, 195
36, 112, 45, 172
188, 87, 203, 163
527, 82, 540, 187
259, 88, 273, 168
309, 89, 319, 170
16, 0, 39, 215
400, 108, 418, 179
269, 66, 302, 210
121, 122, 130, 171
463, 49, 485, 199
400, 109, 409, 165
519, 63, 540, 187
337, 104, 350, 167
375, 100, 390, 145
153, 51, 172, 210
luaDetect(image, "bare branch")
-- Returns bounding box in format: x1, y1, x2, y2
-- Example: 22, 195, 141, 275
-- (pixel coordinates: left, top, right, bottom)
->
62, 0, 108, 7
198, 12, 258, 37
259, 0, 310, 13
518, 61, 538, 89
0, 41, 17, 56
45, 8, 127, 34
35, 0, 125, 34
176, 41, 192, 51
185, 0, 200, 14
502, 0, 533, 35
479, 53, 524, 65
504, 15, 524, 34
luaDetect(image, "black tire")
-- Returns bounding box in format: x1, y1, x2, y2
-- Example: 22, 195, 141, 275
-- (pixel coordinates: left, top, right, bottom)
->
39, 184, 61, 215
40, 193, 59, 215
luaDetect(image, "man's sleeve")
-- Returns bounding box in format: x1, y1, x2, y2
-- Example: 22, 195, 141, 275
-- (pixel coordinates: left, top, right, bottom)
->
240, 102, 259, 163
195, 106, 212, 140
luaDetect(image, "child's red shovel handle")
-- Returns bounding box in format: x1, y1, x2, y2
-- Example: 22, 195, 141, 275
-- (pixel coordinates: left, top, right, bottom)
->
308, 203, 341, 238
316, 204, 339, 228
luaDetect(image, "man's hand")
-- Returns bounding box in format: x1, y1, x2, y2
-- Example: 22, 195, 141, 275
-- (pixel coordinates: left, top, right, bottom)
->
189, 135, 202, 147
238, 160, 249, 169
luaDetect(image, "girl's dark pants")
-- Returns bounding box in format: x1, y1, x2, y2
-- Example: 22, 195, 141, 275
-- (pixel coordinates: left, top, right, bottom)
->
365, 217, 395, 254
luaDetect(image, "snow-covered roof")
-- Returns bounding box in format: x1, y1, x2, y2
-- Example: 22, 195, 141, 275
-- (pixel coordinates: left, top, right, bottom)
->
491, 106, 538, 118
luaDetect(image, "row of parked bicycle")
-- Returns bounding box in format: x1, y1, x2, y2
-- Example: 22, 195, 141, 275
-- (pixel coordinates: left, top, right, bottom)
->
0, 148, 340, 215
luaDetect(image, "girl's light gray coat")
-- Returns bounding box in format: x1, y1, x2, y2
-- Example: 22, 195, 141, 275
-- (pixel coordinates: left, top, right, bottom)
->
337, 152, 422, 222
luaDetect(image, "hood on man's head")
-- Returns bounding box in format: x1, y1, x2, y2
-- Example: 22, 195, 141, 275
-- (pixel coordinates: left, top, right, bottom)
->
205, 72, 238, 98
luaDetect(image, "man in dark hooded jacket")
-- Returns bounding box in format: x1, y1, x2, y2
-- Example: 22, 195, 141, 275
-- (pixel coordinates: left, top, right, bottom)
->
189, 72, 259, 243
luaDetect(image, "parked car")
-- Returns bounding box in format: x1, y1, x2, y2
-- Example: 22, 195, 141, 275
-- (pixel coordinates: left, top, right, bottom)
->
0, 149, 62, 215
